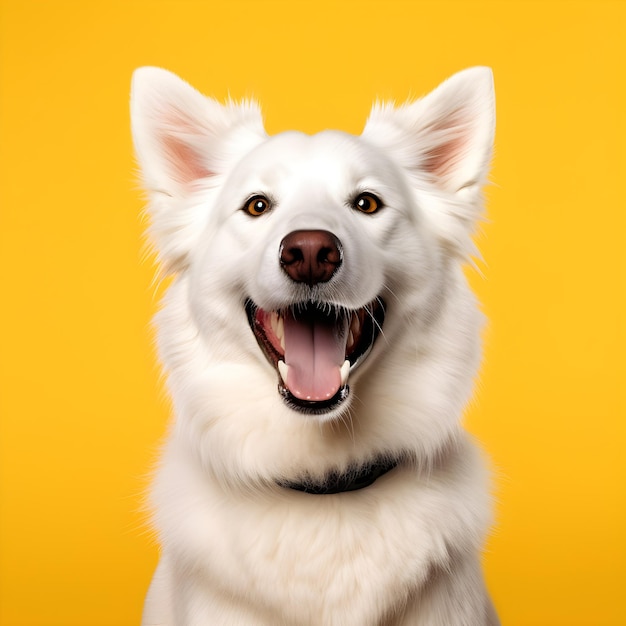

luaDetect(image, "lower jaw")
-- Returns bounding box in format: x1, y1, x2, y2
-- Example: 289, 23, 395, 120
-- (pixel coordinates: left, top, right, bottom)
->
278, 384, 350, 416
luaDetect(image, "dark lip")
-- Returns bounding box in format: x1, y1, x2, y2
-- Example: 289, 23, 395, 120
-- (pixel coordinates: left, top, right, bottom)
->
245, 298, 386, 414
278, 384, 350, 415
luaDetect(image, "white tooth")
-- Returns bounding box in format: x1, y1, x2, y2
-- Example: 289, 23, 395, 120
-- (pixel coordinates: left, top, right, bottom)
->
270, 312, 279, 336
347, 331, 354, 349
278, 360, 289, 385
351, 313, 361, 335
340, 359, 350, 386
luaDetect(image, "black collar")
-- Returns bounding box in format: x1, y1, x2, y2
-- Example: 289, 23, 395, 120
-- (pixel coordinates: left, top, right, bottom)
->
281, 457, 399, 495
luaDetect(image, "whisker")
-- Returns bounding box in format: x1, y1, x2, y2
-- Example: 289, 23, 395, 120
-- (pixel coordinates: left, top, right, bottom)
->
382, 283, 402, 308
365, 298, 387, 344
339, 404, 356, 443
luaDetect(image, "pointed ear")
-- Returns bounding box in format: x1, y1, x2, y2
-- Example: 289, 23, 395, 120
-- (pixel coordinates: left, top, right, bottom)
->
131, 66, 265, 194
130, 67, 266, 270
362, 67, 495, 196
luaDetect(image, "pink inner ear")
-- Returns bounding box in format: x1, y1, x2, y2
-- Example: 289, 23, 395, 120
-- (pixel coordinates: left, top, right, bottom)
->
159, 108, 213, 185
422, 137, 465, 180
421, 114, 469, 181
162, 134, 211, 185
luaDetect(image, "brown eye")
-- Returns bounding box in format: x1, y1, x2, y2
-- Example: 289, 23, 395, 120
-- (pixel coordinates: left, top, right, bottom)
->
244, 195, 271, 217
354, 193, 382, 214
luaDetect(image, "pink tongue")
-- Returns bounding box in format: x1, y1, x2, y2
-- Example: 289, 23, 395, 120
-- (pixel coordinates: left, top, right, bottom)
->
283, 311, 348, 401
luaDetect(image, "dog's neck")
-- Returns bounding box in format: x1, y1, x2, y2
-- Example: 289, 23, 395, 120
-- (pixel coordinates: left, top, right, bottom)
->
281, 457, 399, 495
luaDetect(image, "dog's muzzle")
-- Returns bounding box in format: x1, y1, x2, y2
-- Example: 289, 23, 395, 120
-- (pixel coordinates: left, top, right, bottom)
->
246, 230, 385, 415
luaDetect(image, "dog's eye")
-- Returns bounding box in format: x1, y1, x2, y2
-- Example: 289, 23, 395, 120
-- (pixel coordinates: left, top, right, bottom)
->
244, 196, 272, 217
354, 193, 383, 214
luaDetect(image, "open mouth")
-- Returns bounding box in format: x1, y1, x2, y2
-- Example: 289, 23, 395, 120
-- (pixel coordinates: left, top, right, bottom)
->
245, 298, 385, 414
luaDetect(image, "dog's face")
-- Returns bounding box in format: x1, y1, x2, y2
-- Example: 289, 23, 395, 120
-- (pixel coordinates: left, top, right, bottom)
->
131, 67, 494, 481
189, 129, 436, 419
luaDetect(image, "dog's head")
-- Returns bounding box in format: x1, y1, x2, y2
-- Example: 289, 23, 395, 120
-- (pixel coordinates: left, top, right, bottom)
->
131, 68, 494, 481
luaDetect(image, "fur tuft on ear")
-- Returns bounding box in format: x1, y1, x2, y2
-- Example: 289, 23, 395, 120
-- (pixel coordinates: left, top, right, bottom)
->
130, 67, 266, 270
362, 67, 495, 255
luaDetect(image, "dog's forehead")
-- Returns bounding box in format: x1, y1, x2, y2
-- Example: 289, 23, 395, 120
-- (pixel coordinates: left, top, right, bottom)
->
263, 129, 363, 161
233, 130, 385, 188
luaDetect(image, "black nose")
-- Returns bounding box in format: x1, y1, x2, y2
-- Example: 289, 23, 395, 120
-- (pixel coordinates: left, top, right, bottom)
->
280, 230, 343, 286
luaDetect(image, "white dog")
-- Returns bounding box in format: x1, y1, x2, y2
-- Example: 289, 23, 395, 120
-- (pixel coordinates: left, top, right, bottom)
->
131, 66, 498, 625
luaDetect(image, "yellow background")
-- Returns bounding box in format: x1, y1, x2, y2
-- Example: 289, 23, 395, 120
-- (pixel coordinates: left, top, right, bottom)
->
1, 1, 624, 624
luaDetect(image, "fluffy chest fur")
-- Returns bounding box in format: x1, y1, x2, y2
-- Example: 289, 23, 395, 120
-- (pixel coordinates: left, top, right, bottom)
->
153, 438, 490, 626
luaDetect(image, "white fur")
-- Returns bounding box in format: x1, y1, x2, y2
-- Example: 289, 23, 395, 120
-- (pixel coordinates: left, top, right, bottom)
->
131, 66, 498, 625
